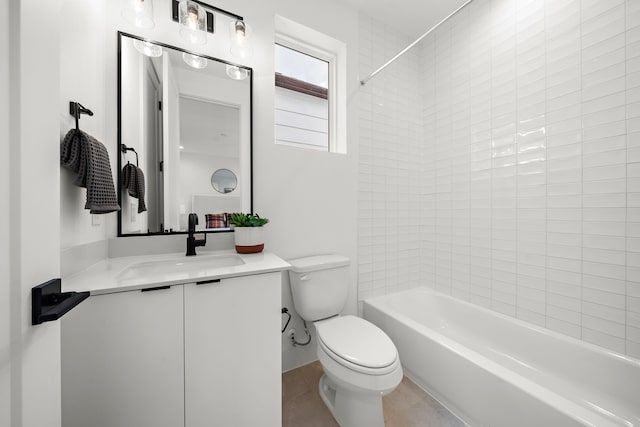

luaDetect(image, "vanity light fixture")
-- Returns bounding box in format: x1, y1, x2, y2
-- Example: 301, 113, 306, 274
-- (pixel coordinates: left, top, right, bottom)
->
121, 0, 155, 29
171, 0, 250, 58
182, 52, 208, 69
225, 64, 248, 80
229, 20, 252, 60
133, 40, 163, 57
178, 0, 207, 45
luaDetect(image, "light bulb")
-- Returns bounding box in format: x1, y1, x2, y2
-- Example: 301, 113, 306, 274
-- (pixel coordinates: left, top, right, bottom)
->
235, 21, 246, 44
182, 53, 208, 69
179, 1, 207, 45
226, 65, 248, 80
229, 20, 252, 60
133, 40, 162, 57
188, 10, 198, 30
121, 0, 155, 29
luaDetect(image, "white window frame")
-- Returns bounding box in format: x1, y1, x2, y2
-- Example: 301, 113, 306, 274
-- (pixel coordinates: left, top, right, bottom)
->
275, 15, 347, 154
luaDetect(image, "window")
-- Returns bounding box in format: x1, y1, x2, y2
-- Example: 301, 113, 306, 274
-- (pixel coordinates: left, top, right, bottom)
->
274, 15, 347, 153
275, 44, 329, 151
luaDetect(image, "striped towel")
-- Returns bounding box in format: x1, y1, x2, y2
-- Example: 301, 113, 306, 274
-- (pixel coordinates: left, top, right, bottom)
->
205, 213, 226, 228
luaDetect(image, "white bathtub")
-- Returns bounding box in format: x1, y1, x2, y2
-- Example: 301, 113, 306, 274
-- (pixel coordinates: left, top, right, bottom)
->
363, 287, 640, 427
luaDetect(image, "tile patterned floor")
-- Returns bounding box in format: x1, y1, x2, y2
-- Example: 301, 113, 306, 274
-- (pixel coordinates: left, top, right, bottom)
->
282, 361, 466, 427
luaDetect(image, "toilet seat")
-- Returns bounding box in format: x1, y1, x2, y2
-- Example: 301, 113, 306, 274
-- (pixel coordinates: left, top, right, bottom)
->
316, 315, 399, 376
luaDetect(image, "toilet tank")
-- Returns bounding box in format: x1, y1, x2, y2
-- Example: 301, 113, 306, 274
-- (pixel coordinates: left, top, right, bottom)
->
288, 255, 350, 322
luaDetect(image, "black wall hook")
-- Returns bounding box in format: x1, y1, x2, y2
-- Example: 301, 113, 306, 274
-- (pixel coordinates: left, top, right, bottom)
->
69, 101, 94, 130
121, 143, 139, 167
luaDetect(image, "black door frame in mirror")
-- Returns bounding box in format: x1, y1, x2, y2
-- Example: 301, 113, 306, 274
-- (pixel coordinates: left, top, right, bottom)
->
116, 31, 253, 237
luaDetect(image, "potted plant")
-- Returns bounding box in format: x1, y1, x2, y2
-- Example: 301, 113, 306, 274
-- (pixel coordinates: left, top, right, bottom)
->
229, 213, 269, 254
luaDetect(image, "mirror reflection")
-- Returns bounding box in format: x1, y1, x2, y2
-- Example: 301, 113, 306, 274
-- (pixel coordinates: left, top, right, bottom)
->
211, 169, 237, 194
118, 33, 252, 235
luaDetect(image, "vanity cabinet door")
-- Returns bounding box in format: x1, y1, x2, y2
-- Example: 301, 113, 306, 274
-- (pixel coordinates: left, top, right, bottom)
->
184, 273, 281, 427
62, 285, 185, 427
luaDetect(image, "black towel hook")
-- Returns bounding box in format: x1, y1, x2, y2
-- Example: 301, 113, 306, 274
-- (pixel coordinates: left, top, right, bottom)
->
69, 101, 94, 130
121, 143, 139, 167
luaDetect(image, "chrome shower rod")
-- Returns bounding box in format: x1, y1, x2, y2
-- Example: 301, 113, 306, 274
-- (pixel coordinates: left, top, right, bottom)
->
360, 0, 475, 86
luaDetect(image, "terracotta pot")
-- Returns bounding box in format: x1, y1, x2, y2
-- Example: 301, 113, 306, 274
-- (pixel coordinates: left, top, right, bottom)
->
233, 226, 264, 254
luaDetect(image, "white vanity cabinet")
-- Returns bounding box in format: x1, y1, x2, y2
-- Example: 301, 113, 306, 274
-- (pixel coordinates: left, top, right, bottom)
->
61, 270, 282, 427
184, 272, 281, 427
61, 284, 185, 427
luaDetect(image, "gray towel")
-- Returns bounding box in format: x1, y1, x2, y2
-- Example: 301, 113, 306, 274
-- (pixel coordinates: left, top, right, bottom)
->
122, 163, 147, 213
60, 129, 120, 214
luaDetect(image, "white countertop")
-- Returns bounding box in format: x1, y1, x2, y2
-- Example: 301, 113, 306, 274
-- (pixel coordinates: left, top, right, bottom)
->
63, 250, 291, 295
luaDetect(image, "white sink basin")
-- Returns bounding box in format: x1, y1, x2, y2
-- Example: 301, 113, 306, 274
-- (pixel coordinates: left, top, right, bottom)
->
117, 253, 245, 281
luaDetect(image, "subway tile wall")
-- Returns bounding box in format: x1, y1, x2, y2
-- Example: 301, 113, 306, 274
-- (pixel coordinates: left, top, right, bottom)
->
358, 0, 640, 358
358, 14, 425, 303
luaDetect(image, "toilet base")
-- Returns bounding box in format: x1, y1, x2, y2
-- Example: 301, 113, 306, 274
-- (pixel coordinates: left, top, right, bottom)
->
318, 374, 385, 427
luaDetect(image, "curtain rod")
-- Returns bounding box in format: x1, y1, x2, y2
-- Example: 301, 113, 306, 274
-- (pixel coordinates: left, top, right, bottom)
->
360, 0, 475, 86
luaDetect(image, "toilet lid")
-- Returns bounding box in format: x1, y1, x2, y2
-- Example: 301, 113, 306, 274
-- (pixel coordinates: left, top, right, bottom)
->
317, 315, 397, 369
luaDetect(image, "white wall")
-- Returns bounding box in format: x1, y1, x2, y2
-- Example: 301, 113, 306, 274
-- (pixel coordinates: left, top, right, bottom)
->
257, 0, 360, 371
179, 153, 240, 196
4, 0, 63, 426
359, 0, 640, 359
357, 14, 425, 310
60, 0, 114, 248
1, 0, 10, 423
179, 152, 241, 229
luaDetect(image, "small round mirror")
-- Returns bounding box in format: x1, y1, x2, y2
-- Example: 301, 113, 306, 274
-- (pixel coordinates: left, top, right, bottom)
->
211, 169, 237, 193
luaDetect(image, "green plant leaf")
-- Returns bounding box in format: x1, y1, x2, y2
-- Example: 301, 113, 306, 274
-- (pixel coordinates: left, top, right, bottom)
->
229, 212, 269, 227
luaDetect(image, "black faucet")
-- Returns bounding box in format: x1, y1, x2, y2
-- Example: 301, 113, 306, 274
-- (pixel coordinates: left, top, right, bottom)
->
186, 213, 206, 256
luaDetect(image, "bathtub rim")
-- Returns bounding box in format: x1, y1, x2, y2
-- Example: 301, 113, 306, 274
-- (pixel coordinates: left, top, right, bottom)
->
363, 287, 640, 427
364, 286, 640, 369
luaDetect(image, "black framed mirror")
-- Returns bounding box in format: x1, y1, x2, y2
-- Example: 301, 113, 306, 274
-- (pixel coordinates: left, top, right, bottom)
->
117, 32, 252, 236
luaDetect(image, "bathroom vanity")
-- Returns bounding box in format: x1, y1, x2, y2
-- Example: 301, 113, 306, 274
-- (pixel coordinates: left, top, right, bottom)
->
61, 251, 289, 427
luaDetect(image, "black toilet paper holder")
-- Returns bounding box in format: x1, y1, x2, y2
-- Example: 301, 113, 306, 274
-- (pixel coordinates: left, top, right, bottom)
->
32, 278, 90, 325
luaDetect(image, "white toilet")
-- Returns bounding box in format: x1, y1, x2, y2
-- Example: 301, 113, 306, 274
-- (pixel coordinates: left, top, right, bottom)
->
288, 255, 403, 427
